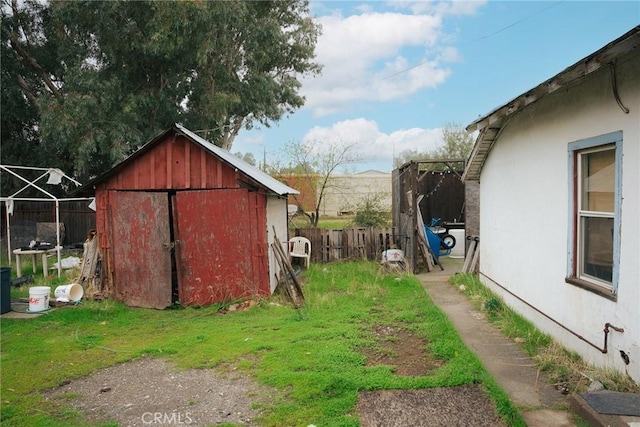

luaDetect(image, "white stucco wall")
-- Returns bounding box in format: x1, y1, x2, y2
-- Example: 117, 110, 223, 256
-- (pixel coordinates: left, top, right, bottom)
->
266, 196, 290, 294
478, 53, 639, 382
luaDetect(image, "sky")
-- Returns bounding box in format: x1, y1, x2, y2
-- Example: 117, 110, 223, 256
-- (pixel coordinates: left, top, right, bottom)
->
232, 1, 640, 173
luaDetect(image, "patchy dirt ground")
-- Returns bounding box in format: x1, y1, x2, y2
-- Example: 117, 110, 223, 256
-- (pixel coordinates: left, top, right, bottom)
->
43, 358, 277, 426
360, 324, 443, 376
357, 385, 507, 427
43, 322, 504, 426
357, 324, 506, 427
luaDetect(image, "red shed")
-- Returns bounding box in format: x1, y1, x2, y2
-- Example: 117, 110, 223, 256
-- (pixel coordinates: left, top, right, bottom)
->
79, 124, 298, 309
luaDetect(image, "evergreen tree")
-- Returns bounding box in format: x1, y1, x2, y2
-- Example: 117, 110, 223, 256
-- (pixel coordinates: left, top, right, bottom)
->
2, 0, 321, 183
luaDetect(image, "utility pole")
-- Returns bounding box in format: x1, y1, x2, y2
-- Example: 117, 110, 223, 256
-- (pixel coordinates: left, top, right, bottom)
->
262, 146, 267, 171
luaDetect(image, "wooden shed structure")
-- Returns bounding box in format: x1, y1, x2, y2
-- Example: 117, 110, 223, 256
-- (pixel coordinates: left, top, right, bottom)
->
77, 124, 298, 309
392, 159, 466, 273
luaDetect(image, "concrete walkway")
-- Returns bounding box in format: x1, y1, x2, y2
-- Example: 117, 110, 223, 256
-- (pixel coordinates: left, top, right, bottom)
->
417, 257, 574, 426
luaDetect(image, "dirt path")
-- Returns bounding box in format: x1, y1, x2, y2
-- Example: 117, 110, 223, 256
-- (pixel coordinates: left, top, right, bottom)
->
43, 358, 277, 426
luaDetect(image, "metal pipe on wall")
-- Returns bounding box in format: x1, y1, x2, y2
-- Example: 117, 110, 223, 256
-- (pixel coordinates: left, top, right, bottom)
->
481, 272, 624, 354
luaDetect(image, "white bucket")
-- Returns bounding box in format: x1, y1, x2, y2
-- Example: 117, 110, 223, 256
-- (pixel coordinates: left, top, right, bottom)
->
449, 229, 465, 258
382, 249, 404, 263
54, 284, 84, 302
29, 286, 51, 312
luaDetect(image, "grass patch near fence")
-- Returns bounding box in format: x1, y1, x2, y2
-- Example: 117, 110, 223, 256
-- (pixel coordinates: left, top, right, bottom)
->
1, 261, 524, 427
1, 251, 74, 298
317, 216, 354, 229
289, 215, 354, 230
450, 273, 640, 395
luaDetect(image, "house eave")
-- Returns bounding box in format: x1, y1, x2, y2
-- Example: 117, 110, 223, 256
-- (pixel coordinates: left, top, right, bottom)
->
462, 25, 640, 182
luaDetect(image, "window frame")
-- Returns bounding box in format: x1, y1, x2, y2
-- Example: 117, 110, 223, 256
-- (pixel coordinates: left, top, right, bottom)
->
566, 131, 622, 299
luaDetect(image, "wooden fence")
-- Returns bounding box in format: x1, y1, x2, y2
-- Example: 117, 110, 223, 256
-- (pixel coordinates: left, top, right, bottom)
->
293, 227, 404, 263
1, 200, 96, 252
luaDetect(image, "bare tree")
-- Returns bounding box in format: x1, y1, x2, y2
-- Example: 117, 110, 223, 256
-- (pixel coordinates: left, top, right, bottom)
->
273, 140, 361, 226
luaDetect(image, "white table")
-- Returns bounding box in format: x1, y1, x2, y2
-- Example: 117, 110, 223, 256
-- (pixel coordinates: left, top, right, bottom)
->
12, 246, 62, 277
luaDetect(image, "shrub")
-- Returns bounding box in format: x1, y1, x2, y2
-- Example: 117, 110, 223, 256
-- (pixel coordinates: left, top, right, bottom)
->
352, 194, 391, 227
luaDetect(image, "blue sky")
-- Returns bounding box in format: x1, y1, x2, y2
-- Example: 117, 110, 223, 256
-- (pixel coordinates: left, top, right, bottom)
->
232, 1, 640, 173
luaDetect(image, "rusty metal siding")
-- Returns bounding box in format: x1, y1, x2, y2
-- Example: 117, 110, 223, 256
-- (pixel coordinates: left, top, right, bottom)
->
110, 191, 172, 309
174, 189, 268, 305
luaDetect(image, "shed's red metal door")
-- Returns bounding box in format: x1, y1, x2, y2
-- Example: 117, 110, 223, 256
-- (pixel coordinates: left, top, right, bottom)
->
174, 189, 264, 305
110, 191, 172, 309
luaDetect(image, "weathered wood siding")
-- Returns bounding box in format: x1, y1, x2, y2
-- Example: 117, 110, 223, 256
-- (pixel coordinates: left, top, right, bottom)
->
294, 227, 399, 263
392, 161, 465, 273
99, 135, 245, 191
94, 132, 272, 308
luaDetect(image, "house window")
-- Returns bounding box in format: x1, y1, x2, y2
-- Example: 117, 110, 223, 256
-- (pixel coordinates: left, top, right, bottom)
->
567, 132, 622, 297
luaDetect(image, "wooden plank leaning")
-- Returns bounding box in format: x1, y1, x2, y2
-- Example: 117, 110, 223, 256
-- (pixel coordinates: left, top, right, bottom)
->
415, 195, 434, 271
271, 243, 299, 308
462, 236, 479, 273
272, 227, 304, 308
468, 238, 480, 273
271, 241, 303, 308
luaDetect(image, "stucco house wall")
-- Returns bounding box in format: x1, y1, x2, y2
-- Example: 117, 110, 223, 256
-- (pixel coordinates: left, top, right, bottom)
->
473, 37, 639, 382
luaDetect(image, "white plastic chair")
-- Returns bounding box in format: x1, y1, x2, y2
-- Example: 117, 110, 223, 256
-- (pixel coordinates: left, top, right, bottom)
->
289, 236, 311, 268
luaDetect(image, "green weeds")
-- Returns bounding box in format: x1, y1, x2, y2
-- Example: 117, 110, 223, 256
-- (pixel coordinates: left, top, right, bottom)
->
1, 262, 524, 426
451, 273, 640, 395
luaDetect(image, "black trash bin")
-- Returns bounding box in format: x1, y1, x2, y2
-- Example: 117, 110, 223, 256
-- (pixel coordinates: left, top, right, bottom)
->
1, 267, 11, 314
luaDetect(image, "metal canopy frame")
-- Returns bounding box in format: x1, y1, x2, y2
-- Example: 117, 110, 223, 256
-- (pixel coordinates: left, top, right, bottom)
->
0, 165, 94, 277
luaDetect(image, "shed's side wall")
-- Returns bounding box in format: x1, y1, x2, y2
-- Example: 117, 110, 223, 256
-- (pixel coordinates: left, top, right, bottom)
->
479, 53, 639, 382
266, 196, 289, 293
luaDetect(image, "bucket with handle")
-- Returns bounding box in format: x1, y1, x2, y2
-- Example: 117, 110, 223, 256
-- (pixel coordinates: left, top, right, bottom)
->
29, 286, 51, 312
54, 283, 84, 302
382, 249, 404, 263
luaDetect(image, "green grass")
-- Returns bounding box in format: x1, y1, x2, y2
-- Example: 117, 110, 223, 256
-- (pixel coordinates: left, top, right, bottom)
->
317, 216, 354, 229
450, 273, 640, 395
2, 252, 73, 299
1, 261, 525, 426
289, 215, 354, 229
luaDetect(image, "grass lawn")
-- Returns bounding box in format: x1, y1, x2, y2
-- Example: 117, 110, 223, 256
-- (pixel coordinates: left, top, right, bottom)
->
0, 261, 523, 426
289, 215, 357, 230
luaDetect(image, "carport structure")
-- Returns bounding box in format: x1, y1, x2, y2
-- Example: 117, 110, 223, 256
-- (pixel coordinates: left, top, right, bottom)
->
1, 165, 94, 277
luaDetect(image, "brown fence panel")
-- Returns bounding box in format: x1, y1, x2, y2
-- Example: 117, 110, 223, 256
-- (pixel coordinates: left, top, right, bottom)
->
1, 200, 96, 251
295, 226, 399, 263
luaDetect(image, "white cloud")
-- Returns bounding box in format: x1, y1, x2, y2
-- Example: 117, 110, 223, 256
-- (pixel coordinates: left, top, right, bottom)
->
436, 45, 462, 63
302, 10, 455, 117
302, 118, 443, 168
390, 1, 487, 16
